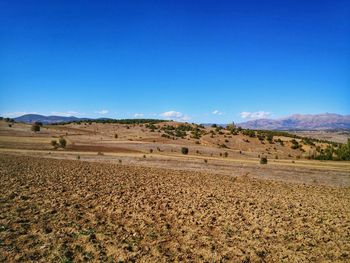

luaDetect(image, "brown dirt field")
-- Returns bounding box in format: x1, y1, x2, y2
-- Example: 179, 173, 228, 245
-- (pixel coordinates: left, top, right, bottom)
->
1, 154, 350, 262
67, 145, 141, 153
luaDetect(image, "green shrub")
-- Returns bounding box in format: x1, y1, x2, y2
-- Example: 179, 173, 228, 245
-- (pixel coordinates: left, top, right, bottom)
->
336, 139, 350, 160
181, 147, 189, 155
59, 138, 67, 148
260, 157, 268, 164
31, 123, 40, 132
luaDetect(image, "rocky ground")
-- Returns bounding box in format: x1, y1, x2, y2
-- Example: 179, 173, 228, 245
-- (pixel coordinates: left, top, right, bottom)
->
1, 154, 349, 262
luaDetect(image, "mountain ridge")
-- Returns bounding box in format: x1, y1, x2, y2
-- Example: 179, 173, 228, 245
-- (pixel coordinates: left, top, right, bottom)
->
10, 113, 350, 130
238, 113, 350, 130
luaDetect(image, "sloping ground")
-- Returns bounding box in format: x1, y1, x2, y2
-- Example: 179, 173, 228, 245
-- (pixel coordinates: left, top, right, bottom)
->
67, 144, 141, 153
0, 154, 350, 262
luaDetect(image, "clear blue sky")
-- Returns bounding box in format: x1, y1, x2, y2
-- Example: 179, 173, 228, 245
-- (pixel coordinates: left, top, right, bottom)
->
0, 0, 349, 123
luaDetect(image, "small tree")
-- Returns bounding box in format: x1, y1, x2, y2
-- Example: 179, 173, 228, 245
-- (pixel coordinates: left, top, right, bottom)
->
114, 134, 118, 139
181, 147, 189, 155
59, 138, 67, 148
260, 157, 268, 164
31, 123, 40, 132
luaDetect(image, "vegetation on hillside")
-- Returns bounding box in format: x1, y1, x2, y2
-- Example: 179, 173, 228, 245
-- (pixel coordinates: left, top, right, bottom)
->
52, 119, 169, 125
314, 139, 350, 160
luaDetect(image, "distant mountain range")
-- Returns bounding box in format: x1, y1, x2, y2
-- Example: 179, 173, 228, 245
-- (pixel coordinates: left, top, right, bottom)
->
12, 113, 350, 130
13, 114, 101, 124
238, 113, 350, 130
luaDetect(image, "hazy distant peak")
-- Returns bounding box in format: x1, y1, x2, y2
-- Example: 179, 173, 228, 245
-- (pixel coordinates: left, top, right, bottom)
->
239, 113, 350, 130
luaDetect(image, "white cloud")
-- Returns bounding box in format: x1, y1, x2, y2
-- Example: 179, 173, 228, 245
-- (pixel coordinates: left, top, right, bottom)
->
160, 111, 191, 122
96, 110, 109, 115
161, 111, 182, 118
240, 111, 271, 120
51, 111, 80, 117
134, 113, 144, 118
212, 110, 223, 115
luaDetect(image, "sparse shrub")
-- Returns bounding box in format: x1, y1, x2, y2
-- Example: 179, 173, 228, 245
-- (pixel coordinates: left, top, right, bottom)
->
181, 147, 189, 155
77, 155, 80, 160
260, 157, 268, 164
224, 152, 228, 157
204, 159, 208, 163
143, 154, 146, 158
31, 123, 40, 132
97, 152, 104, 156
275, 155, 278, 159
8, 124, 12, 127
51, 140, 57, 147
59, 138, 67, 148
266, 134, 274, 143
290, 139, 300, 149
149, 149, 153, 153
242, 129, 256, 137
118, 159, 122, 164
114, 134, 118, 138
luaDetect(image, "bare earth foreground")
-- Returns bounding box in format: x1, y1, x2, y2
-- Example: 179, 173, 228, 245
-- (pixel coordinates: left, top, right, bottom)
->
1, 154, 349, 262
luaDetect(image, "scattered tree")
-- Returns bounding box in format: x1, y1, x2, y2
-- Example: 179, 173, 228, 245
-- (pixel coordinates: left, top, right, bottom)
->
59, 138, 67, 148
31, 123, 40, 132
260, 157, 268, 164
181, 147, 189, 155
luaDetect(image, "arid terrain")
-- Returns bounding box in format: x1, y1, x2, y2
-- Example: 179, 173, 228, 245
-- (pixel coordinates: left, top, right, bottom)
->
1, 120, 350, 262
